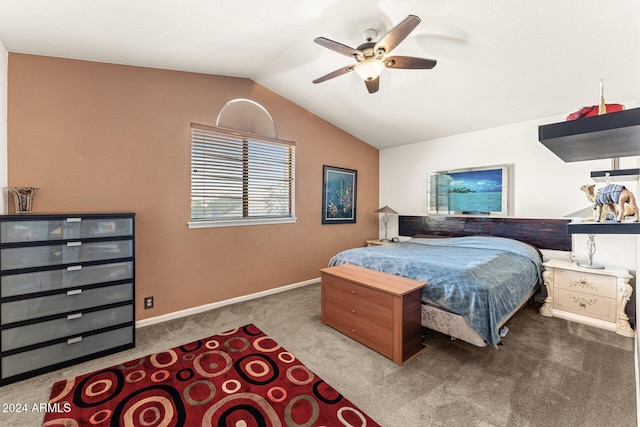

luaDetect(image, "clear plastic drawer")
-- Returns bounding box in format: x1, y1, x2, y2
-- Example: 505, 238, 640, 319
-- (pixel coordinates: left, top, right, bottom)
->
1, 240, 133, 270
1, 283, 133, 325
1, 326, 133, 379
1, 261, 133, 298
2, 304, 133, 351
1, 217, 133, 243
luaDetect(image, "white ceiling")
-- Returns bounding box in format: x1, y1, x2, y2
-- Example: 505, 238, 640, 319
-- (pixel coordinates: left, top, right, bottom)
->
0, 0, 639, 149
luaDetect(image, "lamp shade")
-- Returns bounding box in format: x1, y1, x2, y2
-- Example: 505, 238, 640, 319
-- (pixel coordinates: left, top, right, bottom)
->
355, 59, 385, 81
374, 205, 398, 214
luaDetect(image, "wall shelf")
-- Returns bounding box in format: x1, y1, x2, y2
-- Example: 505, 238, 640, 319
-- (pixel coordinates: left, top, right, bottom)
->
590, 168, 640, 182
538, 108, 640, 235
539, 108, 640, 162
567, 221, 640, 235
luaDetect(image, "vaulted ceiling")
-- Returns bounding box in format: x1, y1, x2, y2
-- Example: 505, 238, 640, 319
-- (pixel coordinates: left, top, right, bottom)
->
0, 0, 638, 149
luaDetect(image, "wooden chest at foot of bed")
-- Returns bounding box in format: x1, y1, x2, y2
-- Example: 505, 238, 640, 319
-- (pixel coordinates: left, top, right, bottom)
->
320, 264, 426, 365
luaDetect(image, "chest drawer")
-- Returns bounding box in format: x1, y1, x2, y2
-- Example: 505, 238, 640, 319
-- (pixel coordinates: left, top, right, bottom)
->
323, 301, 393, 357
1, 325, 133, 380
554, 288, 616, 322
1, 283, 133, 325
1, 240, 133, 270
323, 290, 393, 328
322, 275, 393, 313
1, 217, 133, 243
2, 304, 133, 352
1, 261, 133, 298
555, 269, 616, 298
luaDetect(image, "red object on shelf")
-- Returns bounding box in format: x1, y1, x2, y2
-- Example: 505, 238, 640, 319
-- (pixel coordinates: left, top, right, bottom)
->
566, 104, 624, 121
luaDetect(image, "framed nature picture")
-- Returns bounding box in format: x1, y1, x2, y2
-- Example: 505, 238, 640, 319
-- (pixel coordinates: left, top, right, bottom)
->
428, 164, 511, 216
322, 165, 357, 224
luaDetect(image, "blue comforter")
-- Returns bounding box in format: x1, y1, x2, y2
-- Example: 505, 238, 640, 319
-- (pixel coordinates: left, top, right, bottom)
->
328, 236, 543, 346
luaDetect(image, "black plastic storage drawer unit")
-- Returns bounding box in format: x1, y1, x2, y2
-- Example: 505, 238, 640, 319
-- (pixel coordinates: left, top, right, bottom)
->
0, 213, 135, 386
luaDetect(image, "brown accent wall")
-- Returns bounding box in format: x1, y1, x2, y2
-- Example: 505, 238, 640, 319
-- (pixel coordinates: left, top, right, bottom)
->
7, 54, 379, 320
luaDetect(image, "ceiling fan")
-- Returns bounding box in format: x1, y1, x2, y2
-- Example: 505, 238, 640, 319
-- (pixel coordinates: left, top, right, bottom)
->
312, 15, 437, 94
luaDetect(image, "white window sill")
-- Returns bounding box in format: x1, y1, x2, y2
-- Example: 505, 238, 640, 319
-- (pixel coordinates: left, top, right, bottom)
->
188, 217, 297, 229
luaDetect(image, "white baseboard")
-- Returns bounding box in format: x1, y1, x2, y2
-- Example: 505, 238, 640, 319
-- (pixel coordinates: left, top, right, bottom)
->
135, 277, 320, 328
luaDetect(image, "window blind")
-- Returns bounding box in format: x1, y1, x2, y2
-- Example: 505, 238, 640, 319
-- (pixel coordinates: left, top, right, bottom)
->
190, 123, 295, 222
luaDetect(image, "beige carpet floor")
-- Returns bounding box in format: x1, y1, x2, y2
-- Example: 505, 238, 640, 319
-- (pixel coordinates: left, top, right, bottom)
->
0, 283, 636, 426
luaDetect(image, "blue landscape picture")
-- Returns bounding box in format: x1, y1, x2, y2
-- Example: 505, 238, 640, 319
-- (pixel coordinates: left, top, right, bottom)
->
437, 168, 503, 213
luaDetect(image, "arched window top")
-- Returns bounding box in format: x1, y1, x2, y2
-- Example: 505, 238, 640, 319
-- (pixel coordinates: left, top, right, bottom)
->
216, 99, 277, 139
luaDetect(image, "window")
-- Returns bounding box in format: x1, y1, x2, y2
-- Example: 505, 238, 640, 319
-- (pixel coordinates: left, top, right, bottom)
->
189, 123, 295, 228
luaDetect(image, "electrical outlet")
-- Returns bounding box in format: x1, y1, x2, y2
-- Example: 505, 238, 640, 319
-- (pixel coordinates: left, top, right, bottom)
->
144, 296, 154, 309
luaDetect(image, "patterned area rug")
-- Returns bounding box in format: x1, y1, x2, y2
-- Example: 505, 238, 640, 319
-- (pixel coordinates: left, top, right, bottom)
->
43, 324, 379, 426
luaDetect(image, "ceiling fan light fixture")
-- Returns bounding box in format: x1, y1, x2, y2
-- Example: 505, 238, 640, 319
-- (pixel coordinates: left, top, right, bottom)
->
312, 15, 434, 93
354, 59, 385, 81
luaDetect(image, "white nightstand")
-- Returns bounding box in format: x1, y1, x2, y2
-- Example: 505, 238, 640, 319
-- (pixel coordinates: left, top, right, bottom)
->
366, 239, 396, 247
539, 259, 633, 337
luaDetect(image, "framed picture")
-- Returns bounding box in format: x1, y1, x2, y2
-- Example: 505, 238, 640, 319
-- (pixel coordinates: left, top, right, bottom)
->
322, 165, 357, 224
428, 164, 511, 216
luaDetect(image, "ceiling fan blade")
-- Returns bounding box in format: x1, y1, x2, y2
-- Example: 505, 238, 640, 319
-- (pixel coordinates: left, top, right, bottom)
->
365, 77, 379, 94
312, 65, 355, 84
314, 37, 362, 58
385, 56, 437, 69
374, 15, 421, 54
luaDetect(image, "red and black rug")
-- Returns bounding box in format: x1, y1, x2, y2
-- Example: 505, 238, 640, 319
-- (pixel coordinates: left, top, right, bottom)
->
43, 324, 380, 426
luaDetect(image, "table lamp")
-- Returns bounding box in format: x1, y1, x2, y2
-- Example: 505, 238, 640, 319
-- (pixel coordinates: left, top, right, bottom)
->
563, 207, 604, 269
374, 205, 398, 242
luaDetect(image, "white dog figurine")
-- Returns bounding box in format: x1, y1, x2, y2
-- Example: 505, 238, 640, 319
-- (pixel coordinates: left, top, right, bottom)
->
580, 184, 639, 222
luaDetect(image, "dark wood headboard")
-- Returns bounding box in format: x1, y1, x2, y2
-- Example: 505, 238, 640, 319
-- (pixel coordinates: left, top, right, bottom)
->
399, 216, 572, 251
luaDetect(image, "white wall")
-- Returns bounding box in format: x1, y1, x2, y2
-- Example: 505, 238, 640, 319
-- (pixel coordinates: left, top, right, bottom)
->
380, 112, 638, 271
0, 40, 6, 213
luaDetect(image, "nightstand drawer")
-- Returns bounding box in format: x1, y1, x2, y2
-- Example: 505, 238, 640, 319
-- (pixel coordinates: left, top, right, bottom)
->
555, 269, 616, 298
1, 283, 133, 325
1, 261, 133, 298
2, 304, 133, 351
322, 275, 393, 314
554, 288, 616, 322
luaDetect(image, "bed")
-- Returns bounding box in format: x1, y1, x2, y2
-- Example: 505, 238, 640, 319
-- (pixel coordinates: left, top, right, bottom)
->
328, 216, 571, 347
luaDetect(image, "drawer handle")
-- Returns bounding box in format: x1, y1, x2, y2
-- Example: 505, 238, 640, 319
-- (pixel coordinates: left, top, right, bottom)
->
351, 329, 356, 333
67, 313, 83, 320
67, 289, 82, 296
67, 265, 82, 271
67, 336, 83, 344
66, 218, 82, 223
351, 310, 356, 314
67, 241, 82, 247
351, 290, 356, 294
